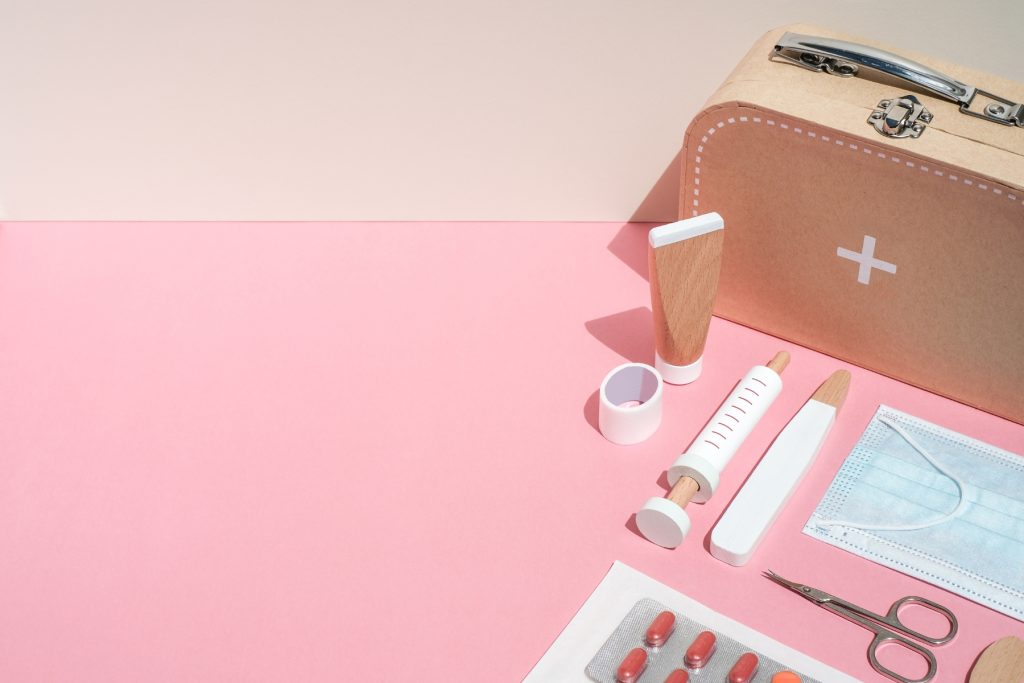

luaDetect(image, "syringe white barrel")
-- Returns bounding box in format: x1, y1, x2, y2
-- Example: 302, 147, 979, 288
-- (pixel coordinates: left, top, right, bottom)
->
667, 364, 783, 503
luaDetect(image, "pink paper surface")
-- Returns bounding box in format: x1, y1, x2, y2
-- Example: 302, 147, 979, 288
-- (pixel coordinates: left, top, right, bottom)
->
1, 222, 1021, 681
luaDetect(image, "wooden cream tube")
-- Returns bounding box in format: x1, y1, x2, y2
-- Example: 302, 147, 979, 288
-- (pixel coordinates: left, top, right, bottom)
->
648, 213, 724, 384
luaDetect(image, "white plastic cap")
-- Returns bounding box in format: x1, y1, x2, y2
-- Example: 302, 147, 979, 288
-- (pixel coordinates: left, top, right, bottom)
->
667, 452, 721, 504
649, 212, 724, 248
636, 497, 692, 548
655, 352, 703, 385
598, 363, 663, 445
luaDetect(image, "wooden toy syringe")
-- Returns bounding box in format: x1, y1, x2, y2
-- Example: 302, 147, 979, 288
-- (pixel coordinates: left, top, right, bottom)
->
636, 351, 790, 548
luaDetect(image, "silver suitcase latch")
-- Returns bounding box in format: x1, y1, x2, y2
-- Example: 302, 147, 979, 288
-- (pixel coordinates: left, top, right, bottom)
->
869, 95, 932, 138
772, 33, 1023, 130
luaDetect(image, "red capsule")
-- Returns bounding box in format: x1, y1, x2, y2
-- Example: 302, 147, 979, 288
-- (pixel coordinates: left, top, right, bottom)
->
645, 610, 676, 647
663, 669, 689, 683
616, 647, 648, 683
728, 652, 760, 683
683, 630, 717, 669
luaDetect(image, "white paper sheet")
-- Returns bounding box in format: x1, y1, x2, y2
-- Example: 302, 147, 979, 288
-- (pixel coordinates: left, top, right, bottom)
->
523, 561, 859, 683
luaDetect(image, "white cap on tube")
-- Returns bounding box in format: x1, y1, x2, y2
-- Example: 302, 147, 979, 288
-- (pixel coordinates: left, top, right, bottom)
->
598, 363, 663, 445
655, 351, 703, 385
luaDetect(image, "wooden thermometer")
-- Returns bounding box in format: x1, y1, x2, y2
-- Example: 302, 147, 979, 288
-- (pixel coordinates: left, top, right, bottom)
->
711, 369, 851, 565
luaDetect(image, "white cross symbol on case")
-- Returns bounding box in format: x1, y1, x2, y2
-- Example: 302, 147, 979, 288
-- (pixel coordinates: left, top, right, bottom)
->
837, 235, 897, 285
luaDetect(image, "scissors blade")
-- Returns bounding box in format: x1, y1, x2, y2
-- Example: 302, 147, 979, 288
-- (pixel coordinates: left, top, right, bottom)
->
763, 570, 836, 605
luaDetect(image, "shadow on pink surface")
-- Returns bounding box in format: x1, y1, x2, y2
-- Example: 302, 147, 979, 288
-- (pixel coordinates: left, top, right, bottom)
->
583, 390, 601, 435
585, 307, 654, 365
583, 307, 656, 436
623, 513, 645, 541
606, 223, 651, 282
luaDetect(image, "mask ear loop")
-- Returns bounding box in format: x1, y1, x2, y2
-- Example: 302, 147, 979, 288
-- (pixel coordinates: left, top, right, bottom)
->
815, 415, 970, 532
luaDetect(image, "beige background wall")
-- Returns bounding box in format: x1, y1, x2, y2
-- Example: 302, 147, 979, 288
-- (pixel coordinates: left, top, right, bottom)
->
3, 0, 1022, 221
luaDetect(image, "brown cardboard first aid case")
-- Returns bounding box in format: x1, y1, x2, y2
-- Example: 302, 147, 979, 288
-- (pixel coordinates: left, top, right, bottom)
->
681, 24, 1024, 424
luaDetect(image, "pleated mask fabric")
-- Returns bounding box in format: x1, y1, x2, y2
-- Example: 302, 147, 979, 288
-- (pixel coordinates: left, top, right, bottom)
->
804, 405, 1024, 621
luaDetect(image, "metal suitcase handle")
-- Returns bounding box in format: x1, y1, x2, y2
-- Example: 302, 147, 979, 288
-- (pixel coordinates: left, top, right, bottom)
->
771, 32, 1022, 128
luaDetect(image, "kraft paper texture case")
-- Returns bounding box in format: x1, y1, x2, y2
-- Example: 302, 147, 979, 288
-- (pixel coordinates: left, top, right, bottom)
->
680, 24, 1024, 424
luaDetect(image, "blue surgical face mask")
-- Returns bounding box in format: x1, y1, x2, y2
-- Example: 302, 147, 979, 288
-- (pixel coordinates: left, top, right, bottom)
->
804, 405, 1024, 621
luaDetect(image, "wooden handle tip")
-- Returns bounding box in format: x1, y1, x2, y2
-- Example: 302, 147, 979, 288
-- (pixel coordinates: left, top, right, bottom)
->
810, 369, 852, 410
765, 351, 790, 375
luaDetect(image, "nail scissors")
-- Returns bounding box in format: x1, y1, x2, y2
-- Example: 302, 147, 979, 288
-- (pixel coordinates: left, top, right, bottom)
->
765, 570, 957, 683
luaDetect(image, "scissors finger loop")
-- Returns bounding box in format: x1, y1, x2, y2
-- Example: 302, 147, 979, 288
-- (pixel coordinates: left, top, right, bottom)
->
885, 596, 958, 645
868, 631, 938, 683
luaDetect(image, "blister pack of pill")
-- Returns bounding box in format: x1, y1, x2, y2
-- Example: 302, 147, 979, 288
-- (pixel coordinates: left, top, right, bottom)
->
586, 599, 819, 683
